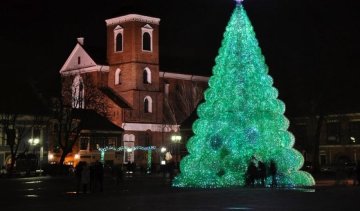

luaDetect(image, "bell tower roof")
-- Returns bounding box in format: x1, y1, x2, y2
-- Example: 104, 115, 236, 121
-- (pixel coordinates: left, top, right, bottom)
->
105, 14, 160, 26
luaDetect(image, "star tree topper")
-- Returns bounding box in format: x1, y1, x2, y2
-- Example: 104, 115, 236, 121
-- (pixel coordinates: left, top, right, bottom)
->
235, 0, 244, 4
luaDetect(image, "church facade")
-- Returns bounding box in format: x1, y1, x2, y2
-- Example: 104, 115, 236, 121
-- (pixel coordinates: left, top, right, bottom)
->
57, 14, 208, 168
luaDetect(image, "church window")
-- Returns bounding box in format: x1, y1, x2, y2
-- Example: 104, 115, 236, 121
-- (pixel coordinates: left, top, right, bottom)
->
141, 24, 153, 52
113, 25, 124, 52
144, 96, 153, 113
123, 134, 135, 163
77, 56, 81, 64
116, 33, 123, 52
72, 75, 85, 109
115, 68, 121, 85
143, 67, 151, 84
144, 133, 151, 146
142, 32, 151, 51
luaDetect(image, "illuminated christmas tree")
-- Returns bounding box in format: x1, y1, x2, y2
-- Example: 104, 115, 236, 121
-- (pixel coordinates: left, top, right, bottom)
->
173, 1, 315, 188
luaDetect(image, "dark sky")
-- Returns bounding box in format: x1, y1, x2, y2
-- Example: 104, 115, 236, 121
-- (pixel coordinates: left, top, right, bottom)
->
1, 0, 360, 115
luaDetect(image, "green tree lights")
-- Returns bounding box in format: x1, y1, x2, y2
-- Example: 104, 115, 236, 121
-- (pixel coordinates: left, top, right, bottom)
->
173, 3, 315, 188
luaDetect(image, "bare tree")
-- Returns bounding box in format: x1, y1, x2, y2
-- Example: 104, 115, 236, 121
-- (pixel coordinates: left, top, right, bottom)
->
52, 99, 82, 165
0, 113, 41, 176
62, 74, 108, 117
54, 74, 108, 165
164, 80, 205, 125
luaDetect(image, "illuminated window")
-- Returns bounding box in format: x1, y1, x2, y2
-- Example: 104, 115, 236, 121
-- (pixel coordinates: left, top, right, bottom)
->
115, 68, 121, 85
143, 67, 151, 84
123, 134, 135, 164
349, 121, 360, 144
80, 138, 89, 150
72, 75, 84, 108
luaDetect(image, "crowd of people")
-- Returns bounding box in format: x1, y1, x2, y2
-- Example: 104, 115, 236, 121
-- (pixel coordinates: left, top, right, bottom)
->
73, 160, 178, 194
245, 157, 277, 187
75, 160, 104, 194
72, 158, 360, 192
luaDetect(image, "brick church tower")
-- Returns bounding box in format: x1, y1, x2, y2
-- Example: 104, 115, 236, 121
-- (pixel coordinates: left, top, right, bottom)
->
104, 15, 168, 164
105, 15, 163, 128
58, 14, 208, 167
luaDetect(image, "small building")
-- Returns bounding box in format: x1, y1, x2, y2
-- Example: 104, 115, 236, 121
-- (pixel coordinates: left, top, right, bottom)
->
291, 113, 360, 168
48, 109, 124, 166
0, 79, 50, 171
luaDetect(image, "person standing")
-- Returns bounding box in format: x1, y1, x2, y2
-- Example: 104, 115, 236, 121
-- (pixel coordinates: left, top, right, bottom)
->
75, 162, 83, 194
94, 160, 104, 192
269, 160, 277, 187
258, 161, 266, 187
355, 162, 360, 186
246, 159, 257, 187
115, 165, 124, 186
81, 162, 90, 193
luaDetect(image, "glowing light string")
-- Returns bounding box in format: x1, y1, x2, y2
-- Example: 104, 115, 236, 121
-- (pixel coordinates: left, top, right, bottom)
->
97, 146, 156, 152
98, 146, 156, 172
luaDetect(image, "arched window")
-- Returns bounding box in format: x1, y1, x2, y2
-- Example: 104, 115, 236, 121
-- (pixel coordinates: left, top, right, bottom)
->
72, 75, 85, 108
114, 25, 124, 52
129, 134, 135, 142
123, 134, 129, 142
143, 67, 151, 84
142, 32, 151, 51
144, 98, 149, 113
115, 68, 121, 85
123, 134, 135, 163
116, 33, 123, 52
123, 134, 135, 142
144, 133, 151, 146
144, 96, 153, 113
141, 24, 153, 52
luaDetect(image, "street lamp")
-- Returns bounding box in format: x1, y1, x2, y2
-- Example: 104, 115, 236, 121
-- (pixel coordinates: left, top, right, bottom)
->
160, 147, 167, 165
74, 154, 80, 160
28, 138, 40, 146
171, 135, 181, 143
28, 138, 41, 174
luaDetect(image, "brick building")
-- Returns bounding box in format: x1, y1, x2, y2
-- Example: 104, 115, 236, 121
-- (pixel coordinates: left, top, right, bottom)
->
56, 14, 208, 167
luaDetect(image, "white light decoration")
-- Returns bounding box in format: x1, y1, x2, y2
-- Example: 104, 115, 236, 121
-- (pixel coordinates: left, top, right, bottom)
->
34, 138, 40, 145
48, 153, 54, 161
171, 135, 182, 143
28, 138, 40, 145
74, 154, 80, 160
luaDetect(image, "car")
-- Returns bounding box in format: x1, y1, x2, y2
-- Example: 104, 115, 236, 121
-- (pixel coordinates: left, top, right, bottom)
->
320, 165, 336, 172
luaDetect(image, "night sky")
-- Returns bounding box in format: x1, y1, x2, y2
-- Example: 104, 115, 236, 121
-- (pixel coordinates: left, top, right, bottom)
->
1, 0, 360, 115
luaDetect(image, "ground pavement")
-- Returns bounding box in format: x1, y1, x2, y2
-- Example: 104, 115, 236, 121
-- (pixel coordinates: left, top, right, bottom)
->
0, 173, 360, 210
